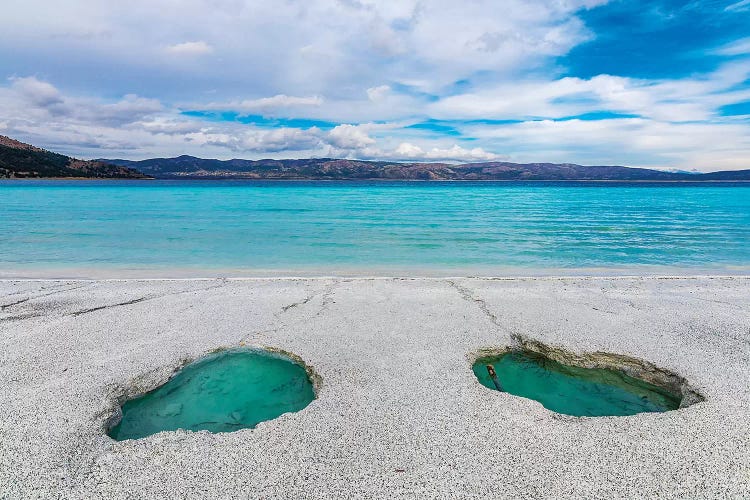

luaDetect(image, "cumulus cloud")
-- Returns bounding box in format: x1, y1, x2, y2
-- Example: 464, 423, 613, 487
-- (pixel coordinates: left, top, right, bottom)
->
165, 41, 214, 56
366, 85, 391, 102
0, 77, 181, 155
10, 76, 63, 107
201, 127, 324, 153
3, 77, 165, 127
133, 117, 204, 136
327, 124, 376, 149
393, 143, 502, 162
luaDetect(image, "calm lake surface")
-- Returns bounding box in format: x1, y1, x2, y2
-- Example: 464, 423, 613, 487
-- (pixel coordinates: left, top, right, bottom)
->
1, 180, 748, 276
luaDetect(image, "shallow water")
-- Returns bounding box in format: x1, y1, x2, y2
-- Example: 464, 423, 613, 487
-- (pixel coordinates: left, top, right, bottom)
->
1, 180, 749, 275
473, 351, 681, 417
108, 349, 315, 440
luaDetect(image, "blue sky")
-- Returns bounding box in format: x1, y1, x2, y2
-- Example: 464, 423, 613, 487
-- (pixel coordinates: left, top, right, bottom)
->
1, 0, 749, 170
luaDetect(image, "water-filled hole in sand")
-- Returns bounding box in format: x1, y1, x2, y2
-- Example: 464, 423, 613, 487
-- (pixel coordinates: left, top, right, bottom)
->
107, 348, 316, 441
472, 347, 698, 417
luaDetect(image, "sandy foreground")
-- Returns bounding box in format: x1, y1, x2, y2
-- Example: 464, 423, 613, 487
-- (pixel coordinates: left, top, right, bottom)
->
0, 276, 748, 498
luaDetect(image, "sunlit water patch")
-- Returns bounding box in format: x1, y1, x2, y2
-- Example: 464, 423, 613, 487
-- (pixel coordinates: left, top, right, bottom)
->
108, 348, 315, 440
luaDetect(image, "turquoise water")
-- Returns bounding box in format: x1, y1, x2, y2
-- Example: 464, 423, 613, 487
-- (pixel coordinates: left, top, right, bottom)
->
1, 180, 748, 275
108, 349, 315, 440
473, 352, 681, 417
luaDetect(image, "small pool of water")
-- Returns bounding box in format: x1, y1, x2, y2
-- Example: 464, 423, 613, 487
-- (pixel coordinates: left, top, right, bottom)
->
473, 351, 681, 417
108, 348, 315, 440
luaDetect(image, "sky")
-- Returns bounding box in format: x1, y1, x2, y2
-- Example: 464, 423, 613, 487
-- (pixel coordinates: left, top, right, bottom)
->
1, 0, 749, 170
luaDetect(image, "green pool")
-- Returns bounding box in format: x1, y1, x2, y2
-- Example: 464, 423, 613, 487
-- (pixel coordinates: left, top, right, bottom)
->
108, 348, 315, 440
473, 351, 681, 417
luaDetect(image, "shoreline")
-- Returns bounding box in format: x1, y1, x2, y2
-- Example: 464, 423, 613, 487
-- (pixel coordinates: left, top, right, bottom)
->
2, 266, 749, 280
2, 274, 750, 282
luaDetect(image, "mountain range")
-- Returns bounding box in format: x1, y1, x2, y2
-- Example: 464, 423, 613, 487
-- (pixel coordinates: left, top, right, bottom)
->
1, 135, 748, 180
105, 155, 750, 181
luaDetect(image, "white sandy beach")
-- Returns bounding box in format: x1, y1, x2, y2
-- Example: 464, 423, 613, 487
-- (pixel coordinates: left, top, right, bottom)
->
1, 276, 748, 498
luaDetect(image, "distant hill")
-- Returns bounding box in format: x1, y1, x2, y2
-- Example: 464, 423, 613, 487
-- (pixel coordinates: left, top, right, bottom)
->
0, 136, 149, 179
103, 155, 750, 181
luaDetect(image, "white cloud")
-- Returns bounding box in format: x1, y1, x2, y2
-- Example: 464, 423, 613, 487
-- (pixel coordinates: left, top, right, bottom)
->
462, 118, 750, 170
0, 0, 606, 97
165, 41, 214, 56
715, 37, 750, 56
394, 142, 424, 157
0, 77, 178, 155
393, 142, 502, 162
2, 74, 750, 171
137, 118, 204, 136
198, 94, 323, 114
431, 60, 750, 123
3, 77, 165, 127
10, 76, 63, 107
366, 85, 391, 102
327, 124, 376, 149
725, 0, 750, 11
242, 95, 322, 108
199, 127, 324, 153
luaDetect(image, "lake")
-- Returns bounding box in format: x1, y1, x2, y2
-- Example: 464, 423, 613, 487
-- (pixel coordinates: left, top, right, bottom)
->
1, 180, 748, 276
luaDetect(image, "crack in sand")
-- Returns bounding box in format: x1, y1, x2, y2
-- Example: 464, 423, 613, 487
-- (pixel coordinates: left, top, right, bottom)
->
68, 280, 228, 317
0, 311, 49, 323
312, 281, 339, 319
279, 280, 338, 317
243, 280, 340, 344
1, 282, 73, 300
688, 295, 747, 309
446, 279, 504, 328
1, 284, 89, 310
591, 306, 618, 315
71, 296, 151, 317
281, 292, 317, 313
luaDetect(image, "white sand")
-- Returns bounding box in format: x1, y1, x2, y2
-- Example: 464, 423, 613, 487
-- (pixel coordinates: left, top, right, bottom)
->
1, 277, 748, 498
